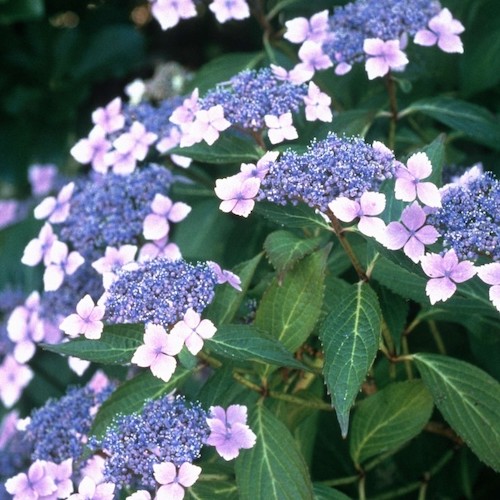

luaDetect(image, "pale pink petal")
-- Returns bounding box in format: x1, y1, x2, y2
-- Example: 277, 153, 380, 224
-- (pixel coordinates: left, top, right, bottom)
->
284, 17, 309, 44
394, 176, 417, 202
150, 354, 177, 382
450, 260, 476, 283
156, 483, 185, 500
477, 263, 500, 286
143, 213, 170, 240
60, 314, 86, 337
131, 344, 156, 368
426, 276, 456, 304
414, 29, 438, 46
358, 216, 386, 238
44, 266, 65, 291
416, 225, 440, 245
226, 404, 248, 425
184, 334, 204, 355
359, 192, 386, 216
168, 202, 192, 222
384, 221, 410, 250
438, 34, 463, 53
153, 462, 176, 485
328, 197, 359, 222
151, 193, 173, 215
365, 56, 389, 80
177, 462, 202, 487
34, 197, 56, 220
404, 236, 425, 263
421, 253, 446, 278
488, 285, 500, 312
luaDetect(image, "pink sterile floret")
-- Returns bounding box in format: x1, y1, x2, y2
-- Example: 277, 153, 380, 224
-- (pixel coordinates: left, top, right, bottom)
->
395, 152, 441, 207
383, 202, 440, 263
170, 89, 200, 125
113, 121, 158, 161
143, 193, 191, 240
43, 241, 85, 292
477, 262, 500, 312
91, 97, 125, 134
289, 41, 333, 83
303, 81, 332, 122
181, 105, 231, 147
328, 191, 386, 239
5, 460, 57, 500
34, 182, 75, 224
170, 308, 217, 355
414, 8, 465, 54
28, 163, 57, 196
284, 10, 330, 44
209, 0, 250, 24
131, 324, 185, 382
149, 0, 197, 31
153, 462, 201, 500
104, 148, 137, 176
214, 175, 260, 218
363, 38, 409, 80
420, 249, 476, 304
265, 112, 298, 144
208, 261, 242, 291
0, 355, 33, 408
59, 295, 105, 340
138, 237, 182, 262
206, 405, 257, 460
68, 476, 115, 500
70, 127, 111, 174
45, 458, 74, 499
22, 222, 58, 267
238, 151, 279, 183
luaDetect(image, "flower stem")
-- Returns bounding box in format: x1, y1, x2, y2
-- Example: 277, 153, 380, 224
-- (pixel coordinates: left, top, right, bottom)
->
384, 72, 398, 150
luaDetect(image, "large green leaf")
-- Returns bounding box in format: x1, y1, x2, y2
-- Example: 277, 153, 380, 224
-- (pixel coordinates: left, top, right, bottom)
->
255, 247, 328, 353
187, 480, 238, 500
264, 230, 326, 273
414, 354, 500, 471
204, 253, 263, 325
349, 380, 434, 465
235, 405, 314, 499
206, 324, 307, 371
401, 97, 500, 150
313, 483, 352, 500
419, 134, 446, 186
41, 324, 143, 364
320, 282, 382, 437
254, 202, 331, 231
90, 368, 190, 438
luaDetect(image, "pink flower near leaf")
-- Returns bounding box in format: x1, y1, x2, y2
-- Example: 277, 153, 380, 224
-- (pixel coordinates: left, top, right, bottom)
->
45, 458, 74, 499
91, 97, 125, 134
189, 105, 231, 146
43, 241, 85, 292
0, 355, 33, 408
138, 237, 182, 262
383, 202, 440, 263
303, 81, 332, 122
238, 151, 279, 182
414, 8, 465, 53
395, 152, 441, 207
113, 121, 157, 161
209, 261, 242, 291
5, 460, 57, 500
214, 175, 260, 217
420, 249, 476, 304
170, 308, 217, 355
68, 476, 115, 500
154, 462, 201, 500
265, 112, 298, 144
363, 38, 409, 79
70, 127, 111, 173
284, 10, 329, 44
206, 405, 257, 460
477, 263, 500, 312
150, 0, 197, 30
289, 41, 333, 83
143, 194, 191, 240
59, 295, 105, 339
131, 324, 185, 382
22, 222, 58, 266
209, 0, 250, 23
104, 149, 137, 175
334, 62, 353, 75
328, 191, 386, 239
28, 164, 57, 196
170, 89, 200, 125
34, 182, 74, 223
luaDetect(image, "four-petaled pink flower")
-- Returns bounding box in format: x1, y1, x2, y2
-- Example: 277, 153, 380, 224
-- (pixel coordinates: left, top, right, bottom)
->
238, 151, 279, 183
91, 97, 125, 134
46, 458, 74, 499
0, 355, 33, 408
104, 148, 137, 176
43, 241, 85, 292
477, 263, 500, 312
150, 0, 197, 30
70, 127, 111, 174
289, 41, 333, 83
170, 308, 217, 355
143, 193, 192, 240
209, 261, 242, 291
206, 405, 257, 460
131, 324, 185, 382
395, 152, 441, 207
5, 460, 57, 500
303, 81, 332, 122
28, 163, 57, 196
153, 461, 202, 500
414, 8, 465, 54
22, 222, 58, 266
113, 121, 158, 161
420, 249, 476, 304
34, 182, 75, 223
383, 202, 440, 263
68, 476, 115, 500
328, 191, 386, 239
214, 176, 260, 217
209, 0, 250, 24
138, 237, 182, 262
265, 112, 298, 144
181, 105, 231, 147
59, 295, 105, 339
284, 10, 329, 44
170, 89, 200, 125
363, 38, 409, 80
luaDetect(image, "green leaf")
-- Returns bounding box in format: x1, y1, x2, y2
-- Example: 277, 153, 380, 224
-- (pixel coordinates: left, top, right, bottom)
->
255, 247, 328, 353
195, 366, 247, 408
187, 480, 238, 500
167, 132, 262, 164
204, 253, 263, 325
414, 353, 500, 472
402, 97, 500, 150
420, 134, 446, 186
206, 324, 307, 371
313, 483, 352, 500
235, 405, 314, 499
41, 324, 143, 364
264, 230, 325, 273
254, 202, 331, 231
320, 282, 382, 437
349, 380, 434, 465
90, 368, 191, 438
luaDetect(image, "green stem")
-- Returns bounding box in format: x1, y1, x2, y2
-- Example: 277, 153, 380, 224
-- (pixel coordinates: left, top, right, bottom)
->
381, 319, 395, 356
358, 474, 367, 500
428, 320, 447, 355
384, 72, 398, 150
232, 371, 263, 393
320, 474, 359, 487
268, 390, 334, 411
266, 0, 300, 21
401, 334, 414, 380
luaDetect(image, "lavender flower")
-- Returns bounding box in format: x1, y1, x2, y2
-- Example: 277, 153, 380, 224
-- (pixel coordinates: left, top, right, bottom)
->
0, 355, 33, 408
104, 258, 218, 327
95, 394, 209, 488
209, 0, 250, 24
154, 462, 201, 499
